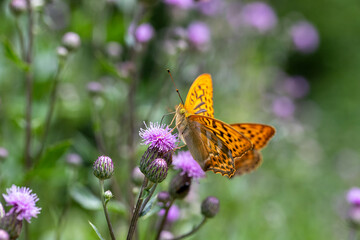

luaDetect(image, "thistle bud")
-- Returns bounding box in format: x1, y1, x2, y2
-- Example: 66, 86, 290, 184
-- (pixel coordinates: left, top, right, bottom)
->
62, 32, 81, 51
157, 191, 171, 205
169, 173, 191, 199
0, 215, 22, 240
9, 0, 27, 16
131, 167, 144, 186
104, 190, 113, 203
144, 158, 168, 183
56, 46, 68, 59
93, 156, 114, 180
0, 229, 9, 240
201, 196, 220, 218
139, 147, 160, 174
0, 148, 8, 161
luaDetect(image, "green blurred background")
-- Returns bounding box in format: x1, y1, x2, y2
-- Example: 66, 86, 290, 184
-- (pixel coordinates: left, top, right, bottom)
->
0, 0, 359, 239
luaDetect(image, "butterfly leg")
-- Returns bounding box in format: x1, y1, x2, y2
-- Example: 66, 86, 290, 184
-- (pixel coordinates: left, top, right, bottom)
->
160, 111, 176, 125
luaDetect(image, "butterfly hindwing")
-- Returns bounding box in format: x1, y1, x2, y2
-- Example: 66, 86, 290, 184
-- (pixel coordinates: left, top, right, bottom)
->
230, 123, 275, 150
184, 74, 214, 118
233, 150, 262, 176
188, 115, 253, 178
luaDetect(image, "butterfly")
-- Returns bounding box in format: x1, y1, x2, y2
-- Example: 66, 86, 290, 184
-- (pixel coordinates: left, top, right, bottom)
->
175, 73, 275, 178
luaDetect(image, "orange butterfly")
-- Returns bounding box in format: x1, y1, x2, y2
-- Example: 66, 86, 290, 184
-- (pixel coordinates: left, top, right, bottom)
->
175, 74, 275, 178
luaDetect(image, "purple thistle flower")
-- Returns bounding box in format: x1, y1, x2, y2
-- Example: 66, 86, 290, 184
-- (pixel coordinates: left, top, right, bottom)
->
272, 96, 295, 118
0, 229, 9, 240
347, 187, 360, 206
139, 122, 178, 153
290, 21, 319, 54
164, 0, 194, 9
158, 205, 180, 223
173, 151, 205, 179
241, 2, 277, 33
283, 76, 310, 99
197, 0, 223, 16
135, 23, 155, 43
187, 22, 211, 48
2, 185, 41, 223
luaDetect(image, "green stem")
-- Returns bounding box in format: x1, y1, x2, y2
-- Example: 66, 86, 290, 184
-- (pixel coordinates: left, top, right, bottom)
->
35, 62, 64, 160
154, 199, 174, 240
24, 0, 34, 171
100, 180, 116, 240
140, 183, 158, 214
168, 217, 207, 240
14, 18, 26, 60
127, 177, 149, 240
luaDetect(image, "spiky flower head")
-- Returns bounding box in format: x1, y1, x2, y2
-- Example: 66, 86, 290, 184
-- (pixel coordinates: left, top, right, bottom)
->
139, 122, 178, 154
201, 196, 220, 218
169, 172, 192, 199
143, 158, 168, 183
2, 185, 41, 223
173, 151, 205, 180
93, 156, 114, 180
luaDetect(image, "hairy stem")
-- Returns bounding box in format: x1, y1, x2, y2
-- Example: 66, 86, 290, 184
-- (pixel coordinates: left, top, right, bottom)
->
154, 199, 174, 240
168, 217, 207, 240
127, 177, 149, 240
100, 180, 116, 240
35, 62, 64, 160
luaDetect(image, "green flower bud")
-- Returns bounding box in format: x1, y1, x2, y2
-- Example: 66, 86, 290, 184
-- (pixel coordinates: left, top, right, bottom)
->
144, 158, 168, 183
93, 156, 114, 180
201, 196, 220, 218
169, 173, 191, 199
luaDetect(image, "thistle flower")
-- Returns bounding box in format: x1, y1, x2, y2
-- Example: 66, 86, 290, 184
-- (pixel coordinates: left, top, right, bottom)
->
173, 151, 205, 180
9, 0, 27, 16
241, 2, 277, 33
347, 188, 360, 227
135, 23, 154, 43
158, 205, 180, 223
187, 22, 211, 48
143, 158, 168, 183
290, 21, 319, 54
2, 185, 41, 223
201, 196, 220, 218
0, 229, 9, 240
93, 156, 114, 180
347, 188, 360, 206
139, 122, 178, 153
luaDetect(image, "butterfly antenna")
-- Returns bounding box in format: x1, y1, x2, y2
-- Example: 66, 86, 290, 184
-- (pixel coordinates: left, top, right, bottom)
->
167, 69, 185, 105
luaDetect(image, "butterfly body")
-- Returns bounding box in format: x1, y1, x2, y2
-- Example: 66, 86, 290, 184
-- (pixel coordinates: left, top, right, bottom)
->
175, 74, 275, 178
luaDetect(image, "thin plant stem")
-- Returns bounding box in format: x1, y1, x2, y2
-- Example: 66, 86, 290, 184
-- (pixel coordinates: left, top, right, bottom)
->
127, 177, 149, 240
91, 97, 107, 154
154, 199, 174, 240
140, 183, 158, 214
24, 0, 34, 170
100, 180, 116, 240
35, 62, 64, 160
14, 18, 26, 60
168, 217, 207, 240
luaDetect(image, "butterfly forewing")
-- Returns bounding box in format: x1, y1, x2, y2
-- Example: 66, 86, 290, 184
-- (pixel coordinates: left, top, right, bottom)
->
184, 74, 214, 118
230, 123, 275, 150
